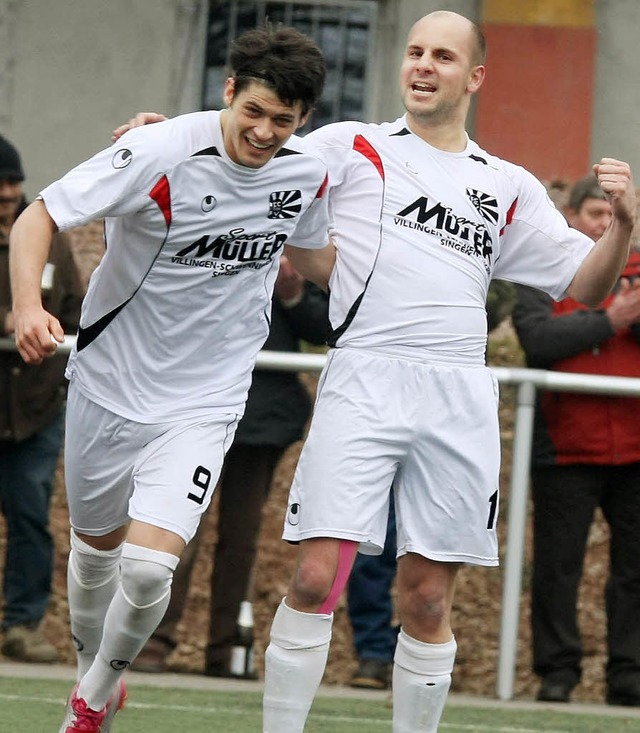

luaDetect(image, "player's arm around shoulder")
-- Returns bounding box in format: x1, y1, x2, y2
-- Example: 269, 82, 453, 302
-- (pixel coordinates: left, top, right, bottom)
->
568, 159, 636, 306
284, 240, 335, 292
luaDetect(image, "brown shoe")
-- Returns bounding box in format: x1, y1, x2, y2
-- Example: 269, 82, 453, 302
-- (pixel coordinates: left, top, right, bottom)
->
130, 636, 173, 673
349, 659, 391, 690
1, 622, 59, 663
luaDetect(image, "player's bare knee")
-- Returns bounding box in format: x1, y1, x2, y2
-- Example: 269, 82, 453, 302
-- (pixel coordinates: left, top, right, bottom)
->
400, 586, 449, 633
291, 560, 334, 609
291, 539, 357, 612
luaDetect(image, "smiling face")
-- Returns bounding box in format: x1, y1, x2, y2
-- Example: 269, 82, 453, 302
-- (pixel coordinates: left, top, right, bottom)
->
221, 78, 309, 169
399, 12, 485, 134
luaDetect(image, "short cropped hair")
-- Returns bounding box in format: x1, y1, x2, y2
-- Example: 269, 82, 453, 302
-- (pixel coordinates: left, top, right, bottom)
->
229, 25, 326, 116
568, 174, 606, 212
470, 21, 487, 65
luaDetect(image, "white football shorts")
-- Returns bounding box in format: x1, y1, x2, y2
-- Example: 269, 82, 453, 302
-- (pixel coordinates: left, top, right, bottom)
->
283, 348, 500, 566
64, 382, 238, 542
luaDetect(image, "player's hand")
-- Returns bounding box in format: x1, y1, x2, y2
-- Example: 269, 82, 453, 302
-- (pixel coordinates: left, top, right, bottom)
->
112, 112, 168, 142
593, 158, 637, 229
607, 277, 640, 330
275, 255, 305, 305
13, 305, 64, 365
3, 309, 14, 336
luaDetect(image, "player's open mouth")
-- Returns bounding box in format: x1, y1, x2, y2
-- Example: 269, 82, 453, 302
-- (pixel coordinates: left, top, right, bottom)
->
247, 137, 272, 150
412, 82, 436, 94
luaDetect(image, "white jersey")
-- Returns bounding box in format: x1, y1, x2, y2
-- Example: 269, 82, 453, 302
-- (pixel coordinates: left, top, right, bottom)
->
308, 116, 593, 364
40, 111, 329, 422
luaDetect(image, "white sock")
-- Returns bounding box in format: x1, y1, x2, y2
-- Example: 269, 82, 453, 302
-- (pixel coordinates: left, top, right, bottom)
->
78, 543, 179, 711
67, 531, 123, 680
392, 630, 457, 733
263, 598, 333, 733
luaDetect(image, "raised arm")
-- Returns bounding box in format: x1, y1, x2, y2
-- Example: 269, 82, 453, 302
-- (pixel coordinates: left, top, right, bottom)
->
9, 199, 64, 364
567, 158, 636, 306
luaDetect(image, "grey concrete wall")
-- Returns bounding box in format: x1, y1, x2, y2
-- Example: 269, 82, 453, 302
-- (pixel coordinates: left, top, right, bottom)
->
592, 0, 640, 176
1, 0, 206, 197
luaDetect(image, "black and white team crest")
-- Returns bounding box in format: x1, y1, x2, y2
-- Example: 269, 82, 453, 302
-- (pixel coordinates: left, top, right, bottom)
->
268, 190, 302, 219
466, 188, 499, 225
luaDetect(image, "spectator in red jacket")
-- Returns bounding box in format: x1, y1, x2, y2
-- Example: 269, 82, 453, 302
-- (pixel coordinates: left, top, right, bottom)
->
512, 174, 640, 706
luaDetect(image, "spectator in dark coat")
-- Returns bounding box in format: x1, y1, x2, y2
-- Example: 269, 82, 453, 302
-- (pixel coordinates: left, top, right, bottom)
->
0, 134, 83, 662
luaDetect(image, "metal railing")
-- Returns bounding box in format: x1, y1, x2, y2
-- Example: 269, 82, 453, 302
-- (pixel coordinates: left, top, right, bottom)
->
3, 334, 640, 701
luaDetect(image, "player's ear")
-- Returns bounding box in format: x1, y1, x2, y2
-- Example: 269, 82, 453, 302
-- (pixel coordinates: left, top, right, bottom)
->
467, 64, 485, 94
296, 110, 311, 131
223, 77, 236, 107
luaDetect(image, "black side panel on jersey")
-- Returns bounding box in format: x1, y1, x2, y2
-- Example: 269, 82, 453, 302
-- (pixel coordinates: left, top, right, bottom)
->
76, 300, 130, 351
469, 154, 488, 165
192, 147, 221, 157
327, 133, 386, 348
327, 289, 368, 347
275, 147, 301, 158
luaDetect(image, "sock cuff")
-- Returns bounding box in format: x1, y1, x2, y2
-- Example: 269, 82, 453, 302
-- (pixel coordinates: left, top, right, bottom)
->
69, 531, 123, 589
270, 598, 333, 649
121, 542, 180, 571
394, 630, 457, 676
70, 529, 123, 559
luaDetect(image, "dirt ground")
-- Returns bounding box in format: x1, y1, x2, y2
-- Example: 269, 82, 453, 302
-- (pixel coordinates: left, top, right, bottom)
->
0, 223, 615, 704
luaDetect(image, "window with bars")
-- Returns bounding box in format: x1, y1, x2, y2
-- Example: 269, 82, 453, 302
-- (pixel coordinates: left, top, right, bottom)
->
202, 0, 377, 131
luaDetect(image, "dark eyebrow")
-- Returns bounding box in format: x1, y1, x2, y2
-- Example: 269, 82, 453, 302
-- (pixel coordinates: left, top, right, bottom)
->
244, 101, 296, 122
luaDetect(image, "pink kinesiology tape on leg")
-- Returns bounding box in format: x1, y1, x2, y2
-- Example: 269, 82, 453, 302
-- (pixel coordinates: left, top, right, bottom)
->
317, 540, 358, 614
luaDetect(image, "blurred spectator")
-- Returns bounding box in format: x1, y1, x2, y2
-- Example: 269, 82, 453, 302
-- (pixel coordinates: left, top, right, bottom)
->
0, 134, 83, 662
132, 257, 330, 676
512, 174, 640, 705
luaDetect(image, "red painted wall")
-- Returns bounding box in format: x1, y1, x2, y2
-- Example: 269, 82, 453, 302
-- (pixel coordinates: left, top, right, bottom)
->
474, 25, 596, 181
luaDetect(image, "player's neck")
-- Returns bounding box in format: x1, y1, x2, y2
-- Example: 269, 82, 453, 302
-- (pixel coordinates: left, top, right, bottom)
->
405, 114, 468, 153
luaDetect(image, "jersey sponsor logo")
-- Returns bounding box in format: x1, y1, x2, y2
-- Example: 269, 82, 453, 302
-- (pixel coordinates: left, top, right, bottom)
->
395, 196, 494, 273
201, 194, 217, 212
466, 188, 499, 225
112, 148, 133, 169
172, 228, 287, 278
268, 189, 302, 219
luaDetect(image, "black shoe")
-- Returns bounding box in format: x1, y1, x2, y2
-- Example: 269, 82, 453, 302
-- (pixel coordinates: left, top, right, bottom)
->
130, 636, 173, 673
607, 679, 640, 707
204, 661, 258, 680
537, 676, 576, 703
349, 659, 391, 690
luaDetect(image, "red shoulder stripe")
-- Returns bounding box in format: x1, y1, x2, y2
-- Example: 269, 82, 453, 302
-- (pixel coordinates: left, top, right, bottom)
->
149, 175, 172, 227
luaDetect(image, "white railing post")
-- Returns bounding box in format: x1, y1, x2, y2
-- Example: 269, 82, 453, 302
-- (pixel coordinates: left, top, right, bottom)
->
496, 379, 536, 700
